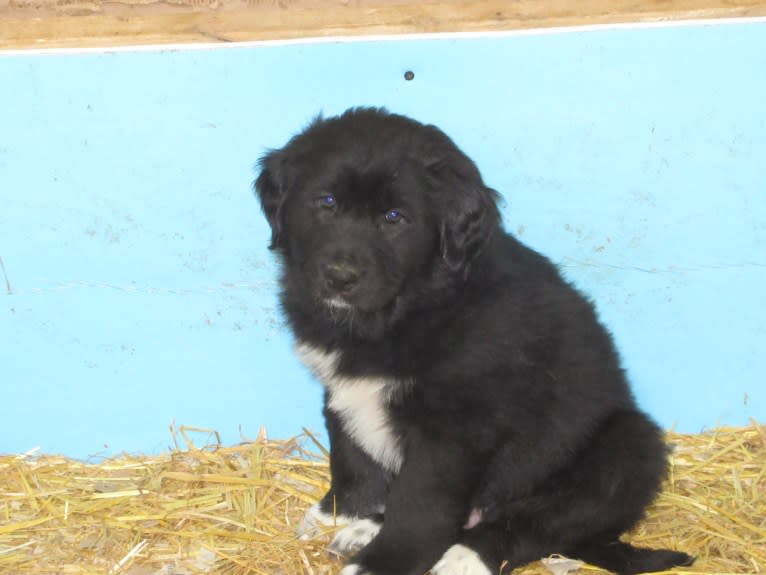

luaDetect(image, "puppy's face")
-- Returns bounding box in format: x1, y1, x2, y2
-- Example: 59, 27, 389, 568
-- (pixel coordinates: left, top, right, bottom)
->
280, 160, 438, 314
255, 109, 500, 338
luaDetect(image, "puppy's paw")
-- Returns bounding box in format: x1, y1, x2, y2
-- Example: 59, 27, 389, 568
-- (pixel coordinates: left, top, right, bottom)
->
297, 503, 353, 540
329, 517, 382, 556
431, 544, 491, 575
339, 564, 366, 575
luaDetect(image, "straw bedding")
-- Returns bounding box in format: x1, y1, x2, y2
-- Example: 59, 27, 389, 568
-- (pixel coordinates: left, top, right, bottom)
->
1, 422, 764, 575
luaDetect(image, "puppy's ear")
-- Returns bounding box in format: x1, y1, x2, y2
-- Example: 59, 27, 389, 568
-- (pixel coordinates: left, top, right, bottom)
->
254, 150, 288, 250
433, 157, 501, 277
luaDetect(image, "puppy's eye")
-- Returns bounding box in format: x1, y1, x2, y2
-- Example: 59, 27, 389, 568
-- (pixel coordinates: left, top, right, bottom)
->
385, 209, 405, 223
317, 194, 336, 208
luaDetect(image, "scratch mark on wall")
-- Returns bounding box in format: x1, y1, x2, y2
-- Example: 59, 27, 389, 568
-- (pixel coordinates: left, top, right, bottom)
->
0, 256, 13, 294
562, 258, 766, 274
10, 280, 277, 296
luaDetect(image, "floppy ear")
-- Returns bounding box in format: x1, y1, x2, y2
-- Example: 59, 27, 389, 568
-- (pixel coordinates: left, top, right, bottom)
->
433, 158, 501, 277
254, 150, 288, 250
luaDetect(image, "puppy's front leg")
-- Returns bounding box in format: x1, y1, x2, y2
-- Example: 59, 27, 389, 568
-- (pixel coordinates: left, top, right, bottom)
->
300, 406, 391, 540
341, 431, 481, 575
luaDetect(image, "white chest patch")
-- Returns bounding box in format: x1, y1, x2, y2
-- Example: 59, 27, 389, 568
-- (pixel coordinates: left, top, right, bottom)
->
296, 342, 404, 472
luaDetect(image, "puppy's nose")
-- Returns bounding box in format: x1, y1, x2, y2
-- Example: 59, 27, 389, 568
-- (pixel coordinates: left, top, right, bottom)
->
323, 261, 360, 293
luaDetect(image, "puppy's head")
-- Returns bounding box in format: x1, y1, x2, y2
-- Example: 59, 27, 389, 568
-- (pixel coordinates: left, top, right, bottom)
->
254, 108, 500, 337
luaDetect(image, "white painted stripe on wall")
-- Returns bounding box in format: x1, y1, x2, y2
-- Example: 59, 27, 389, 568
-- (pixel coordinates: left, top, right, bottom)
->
2, 15, 766, 57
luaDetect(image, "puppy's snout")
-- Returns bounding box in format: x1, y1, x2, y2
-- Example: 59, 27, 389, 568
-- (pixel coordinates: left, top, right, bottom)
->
323, 261, 361, 294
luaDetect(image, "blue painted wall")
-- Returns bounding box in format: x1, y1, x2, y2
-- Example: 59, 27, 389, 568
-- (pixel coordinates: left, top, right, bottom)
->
1, 21, 764, 458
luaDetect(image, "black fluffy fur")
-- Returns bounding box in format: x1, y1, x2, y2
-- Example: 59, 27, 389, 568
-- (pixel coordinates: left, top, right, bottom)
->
254, 108, 693, 575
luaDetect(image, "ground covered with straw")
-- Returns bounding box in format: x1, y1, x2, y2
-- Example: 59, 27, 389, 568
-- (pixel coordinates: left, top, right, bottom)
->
1, 422, 764, 575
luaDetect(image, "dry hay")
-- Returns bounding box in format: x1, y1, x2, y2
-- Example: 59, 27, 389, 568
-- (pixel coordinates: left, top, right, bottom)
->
1, 422, 764, 575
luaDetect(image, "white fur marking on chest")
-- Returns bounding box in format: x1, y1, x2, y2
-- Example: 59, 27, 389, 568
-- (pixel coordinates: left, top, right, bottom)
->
328, 380, 402, 472
296, 342, 404, 472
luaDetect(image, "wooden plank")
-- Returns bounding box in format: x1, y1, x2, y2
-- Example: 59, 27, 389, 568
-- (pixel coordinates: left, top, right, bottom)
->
1, 0, 766, 50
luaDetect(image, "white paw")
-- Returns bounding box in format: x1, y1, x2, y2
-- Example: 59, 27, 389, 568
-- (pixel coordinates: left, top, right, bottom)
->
329, 517, 382, 555
431, 544, 491, 575
339, 564, 364, 575
297, 503, 353, 539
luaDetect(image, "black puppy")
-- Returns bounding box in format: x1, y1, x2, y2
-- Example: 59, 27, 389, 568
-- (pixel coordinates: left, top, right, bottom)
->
254, 108, 693, 575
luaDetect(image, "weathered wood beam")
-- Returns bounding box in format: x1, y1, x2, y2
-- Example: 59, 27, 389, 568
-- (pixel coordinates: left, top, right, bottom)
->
2, 0, 765, 50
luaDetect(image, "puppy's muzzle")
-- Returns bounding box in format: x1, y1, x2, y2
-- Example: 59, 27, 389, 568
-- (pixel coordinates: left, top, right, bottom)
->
322, 261, 362, 295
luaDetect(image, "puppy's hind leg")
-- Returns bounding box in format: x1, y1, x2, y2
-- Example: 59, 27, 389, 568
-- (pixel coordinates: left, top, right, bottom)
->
572, 539, 694, 575
446, 410, 694, 575
432, 526, 694, 575
557, 411, 694, 574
